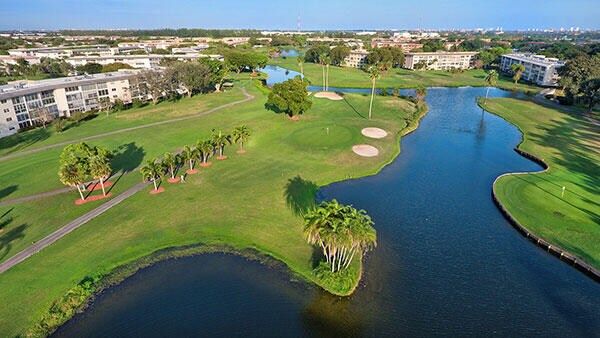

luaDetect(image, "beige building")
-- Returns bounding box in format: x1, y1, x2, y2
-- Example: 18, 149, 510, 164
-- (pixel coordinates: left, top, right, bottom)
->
500, 53, 564, 86
0, 70, 142, 137
403, 52, 479, 70
343, 50, 369, 68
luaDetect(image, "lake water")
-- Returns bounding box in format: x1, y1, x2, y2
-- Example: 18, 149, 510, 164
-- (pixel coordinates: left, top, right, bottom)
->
54, 68, 600, 337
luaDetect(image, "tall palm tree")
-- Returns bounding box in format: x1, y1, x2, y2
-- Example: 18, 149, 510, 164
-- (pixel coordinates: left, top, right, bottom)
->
88, 146, 113, 196
212, 130, 232, 159
196, 139, 215, 166
367, 66, 381, 120
318, 53, 327, 91
161, 152, 180, 181
181, 145, 199, 173
324, 55, 331, 91
510, 63, 526, 84
232, 125, 251, 153
297, 55, 305, 77
484, 70, 499, 103
140, 158, 164, 191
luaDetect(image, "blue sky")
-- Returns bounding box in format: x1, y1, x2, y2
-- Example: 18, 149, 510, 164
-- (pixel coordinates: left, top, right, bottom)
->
1, 0, 598, 31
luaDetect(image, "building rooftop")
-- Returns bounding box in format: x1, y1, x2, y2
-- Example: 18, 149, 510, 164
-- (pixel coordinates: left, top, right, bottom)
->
405, 51, 479, 56
0, 70, 140, 101
502, 53, 564, 66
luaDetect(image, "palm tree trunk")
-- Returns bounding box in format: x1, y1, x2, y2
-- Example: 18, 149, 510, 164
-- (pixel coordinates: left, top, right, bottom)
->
100, 177, 106, 196
76, 185, 85, 201
485, 86, 490, 104
326, 65, 329, 91
203, 154, 208, 164
240, 142, 244, 151
300, 63, 304, 76
220, 147, 223, 157
322, 65, 325, 91
369, 79, 376, 119
171, 166, 176, 179
152, 178, 158, 191
189, 159, 193, 170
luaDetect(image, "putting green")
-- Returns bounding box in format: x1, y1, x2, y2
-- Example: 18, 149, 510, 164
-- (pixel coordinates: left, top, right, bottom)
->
284, 123, 356, 149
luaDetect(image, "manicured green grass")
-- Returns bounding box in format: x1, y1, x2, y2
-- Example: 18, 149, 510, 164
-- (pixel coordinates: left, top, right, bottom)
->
0, 88, 245, 157
0, 81, 420, 336
481, 98, 600, 268
270, 56, 541, 92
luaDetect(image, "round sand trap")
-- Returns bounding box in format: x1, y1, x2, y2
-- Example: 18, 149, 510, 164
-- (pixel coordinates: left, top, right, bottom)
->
314, 91, 343, 100
352, 144, 379, 157
361, 127, 388, 139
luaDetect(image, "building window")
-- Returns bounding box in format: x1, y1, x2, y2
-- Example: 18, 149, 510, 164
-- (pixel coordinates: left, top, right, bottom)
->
9, 127, 15, 130
65, 86, 79, 92
98, 89, 109, 96
25, 93, 39, 101
6, 117, 12, 122
0, 99, 6, 104
3, 108, 9, 113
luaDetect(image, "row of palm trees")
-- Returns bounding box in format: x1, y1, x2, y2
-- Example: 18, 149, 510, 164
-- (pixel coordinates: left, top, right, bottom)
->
58, 142, 113, 200
303, 199, 377, 273
141, 126, 251, 191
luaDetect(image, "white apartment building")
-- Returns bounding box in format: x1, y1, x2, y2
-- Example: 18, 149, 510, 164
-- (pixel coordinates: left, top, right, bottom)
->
0, 70, 142, 137
403, 52, 479, 70
500, 53, 564, 87
66, 54, 224, 69
343, 50, 369, 68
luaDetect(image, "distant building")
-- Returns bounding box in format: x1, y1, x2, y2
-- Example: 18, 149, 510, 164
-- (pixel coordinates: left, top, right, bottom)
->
0, 70, 142, 137
66, 54, 223, 69
370, 40, 423, 53
403, 51, 479, 70
343, 49, 369, 68
500, 53, 564, 86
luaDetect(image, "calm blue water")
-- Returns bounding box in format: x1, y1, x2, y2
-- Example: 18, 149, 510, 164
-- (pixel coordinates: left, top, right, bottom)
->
55, 68, 600, 337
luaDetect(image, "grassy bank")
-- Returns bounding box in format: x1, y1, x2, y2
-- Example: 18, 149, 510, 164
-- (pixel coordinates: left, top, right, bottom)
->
0, 81, 422, 336
269, 56, 541, 93
480, 98, 600, 269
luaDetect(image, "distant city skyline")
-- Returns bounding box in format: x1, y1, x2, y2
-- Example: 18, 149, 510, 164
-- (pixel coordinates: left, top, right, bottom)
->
1, 0, 599, 31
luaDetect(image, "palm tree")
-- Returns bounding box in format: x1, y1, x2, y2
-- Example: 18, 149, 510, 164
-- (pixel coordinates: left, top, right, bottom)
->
196, 139, 215, 166
318, 53, 327, 91
324, 55, 331, 91
232, 125, 251, 153
88, 146, 113, 196
297, 55, 305, 77
59, 161, 87, 201
181, 145, 199, 173
367, 66, 381, 120
484, 70, 499, 103
140, 158, 163, 191
415, 85, 427, 102
510, 63, 526, 84
212, 130, 232, 159
161, 152, 181, 181
303, 199, 377, 272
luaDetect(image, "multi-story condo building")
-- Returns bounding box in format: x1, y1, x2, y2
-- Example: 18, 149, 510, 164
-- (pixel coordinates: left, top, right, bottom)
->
66, 54, 224, 69
403, 51, 479, 70
500, 53, 564, 86
343, 50, 369, 68
0, 70, 141, 137
8, 45, 147, 58
370, 40, 424, 53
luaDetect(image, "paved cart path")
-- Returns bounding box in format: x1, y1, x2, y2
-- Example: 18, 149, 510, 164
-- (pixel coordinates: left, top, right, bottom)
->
0, 181, 148, 273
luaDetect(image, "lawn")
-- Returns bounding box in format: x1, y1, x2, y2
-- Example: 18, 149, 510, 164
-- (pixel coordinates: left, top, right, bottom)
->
480, 98, 600, 268
0, 88, 246, 157
269, 56, 541, 93
0, 80, 422, 336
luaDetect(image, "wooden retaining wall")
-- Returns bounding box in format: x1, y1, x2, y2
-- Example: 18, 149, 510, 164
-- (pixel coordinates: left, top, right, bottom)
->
492, 148, 600, 283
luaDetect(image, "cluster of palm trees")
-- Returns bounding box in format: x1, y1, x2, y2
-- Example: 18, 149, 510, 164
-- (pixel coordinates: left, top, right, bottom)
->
303, 199, 377, 273
318, 53, 331, 92
140, 125, 251, 192
58, 142, 113, 201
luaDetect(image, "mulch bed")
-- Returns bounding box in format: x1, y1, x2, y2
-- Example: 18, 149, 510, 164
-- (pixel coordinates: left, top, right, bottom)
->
186, 169, 198, 174
236, 150, 246, 154
217, 155, 228, 160
149, 187, 165, 195
86, 181, 113, 191
199, 162, 213, 167
289, 116, 300, 121
167, 177, 181, 183
75, 193, 113, 205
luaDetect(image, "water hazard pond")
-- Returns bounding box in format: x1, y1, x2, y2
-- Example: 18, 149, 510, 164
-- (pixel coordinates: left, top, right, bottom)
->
55, 72, 600, 336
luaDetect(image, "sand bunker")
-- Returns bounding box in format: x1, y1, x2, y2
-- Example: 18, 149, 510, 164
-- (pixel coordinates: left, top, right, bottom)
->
361, 127, 388, 139
314, 91, 343, 100
352, 144, 379, 157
